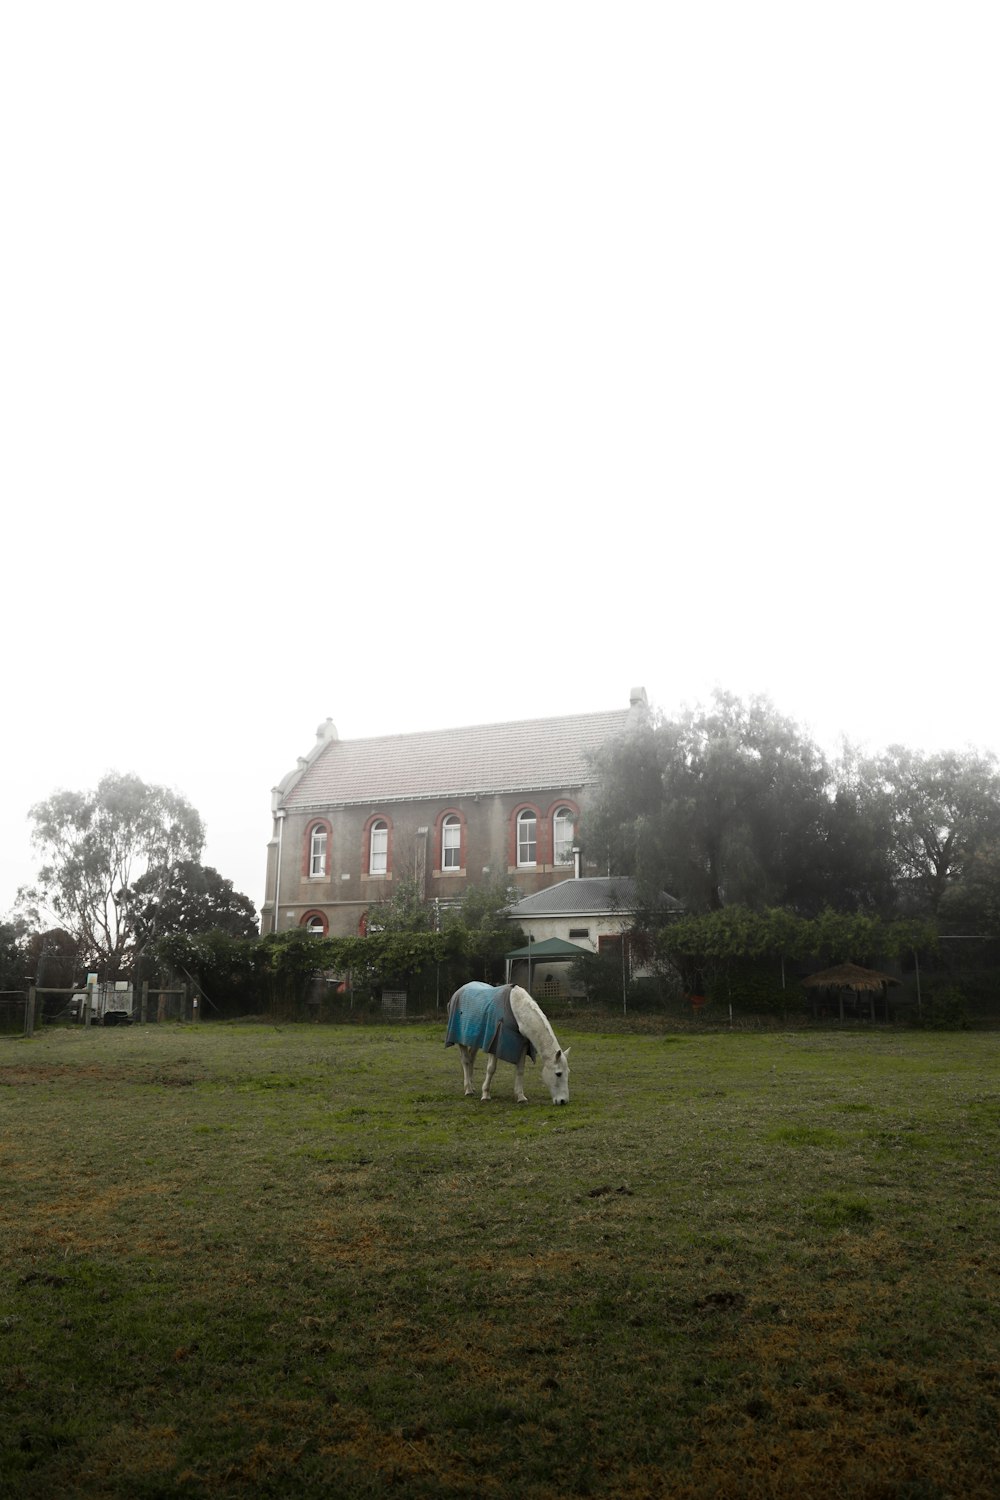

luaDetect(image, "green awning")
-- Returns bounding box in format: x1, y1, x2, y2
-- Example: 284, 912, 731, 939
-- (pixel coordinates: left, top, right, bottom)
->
504, 937, 593, 960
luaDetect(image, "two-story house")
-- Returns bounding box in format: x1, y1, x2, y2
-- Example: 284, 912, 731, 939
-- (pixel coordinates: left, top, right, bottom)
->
261, 688, 648, 937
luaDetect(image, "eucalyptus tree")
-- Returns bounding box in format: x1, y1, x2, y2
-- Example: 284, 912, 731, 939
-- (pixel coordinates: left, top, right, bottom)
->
868, 747, 1000, 916
24, 772, 205, 975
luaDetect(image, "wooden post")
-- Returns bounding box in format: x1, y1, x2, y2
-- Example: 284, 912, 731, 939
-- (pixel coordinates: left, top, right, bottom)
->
25, 985, 36, 1039
621, 937, 627, 1016
141, 979, 149, 1025
84, 979, 93, 1028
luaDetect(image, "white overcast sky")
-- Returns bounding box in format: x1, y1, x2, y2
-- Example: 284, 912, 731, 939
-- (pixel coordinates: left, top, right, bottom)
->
3, 3, 998, 921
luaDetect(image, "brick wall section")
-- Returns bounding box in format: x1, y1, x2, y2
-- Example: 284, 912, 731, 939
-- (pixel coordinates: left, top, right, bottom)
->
263, 694, 646, 937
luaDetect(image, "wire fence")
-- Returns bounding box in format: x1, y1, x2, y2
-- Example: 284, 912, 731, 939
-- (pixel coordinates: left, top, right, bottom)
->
0, 991, 27, 1035
0, 983, 198, 1037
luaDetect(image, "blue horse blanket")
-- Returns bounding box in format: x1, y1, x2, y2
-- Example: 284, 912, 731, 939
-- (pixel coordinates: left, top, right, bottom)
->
445, 983, 537, 1067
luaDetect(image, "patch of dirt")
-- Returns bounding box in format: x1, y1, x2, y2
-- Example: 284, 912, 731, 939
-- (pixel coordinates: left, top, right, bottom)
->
0, 1064, 116, 1085
694, 1290, 747, 1313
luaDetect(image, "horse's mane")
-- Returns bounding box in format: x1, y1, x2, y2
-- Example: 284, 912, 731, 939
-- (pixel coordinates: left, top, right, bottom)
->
510, 985, 561, 1057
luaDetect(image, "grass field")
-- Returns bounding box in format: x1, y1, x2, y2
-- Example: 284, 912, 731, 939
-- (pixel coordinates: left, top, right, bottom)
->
2, 1019, 999, 1498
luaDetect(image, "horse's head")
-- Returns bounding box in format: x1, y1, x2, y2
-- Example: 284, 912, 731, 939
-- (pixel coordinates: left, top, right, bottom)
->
541, 1047, 570, 1105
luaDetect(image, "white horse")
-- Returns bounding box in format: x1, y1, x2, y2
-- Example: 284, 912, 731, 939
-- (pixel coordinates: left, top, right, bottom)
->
445, 981, 570, 1104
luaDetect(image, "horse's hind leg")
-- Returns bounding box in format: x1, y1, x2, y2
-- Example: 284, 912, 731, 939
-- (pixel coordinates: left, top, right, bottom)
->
458, 1045, 477, 1097
481, 1052, 498, 1102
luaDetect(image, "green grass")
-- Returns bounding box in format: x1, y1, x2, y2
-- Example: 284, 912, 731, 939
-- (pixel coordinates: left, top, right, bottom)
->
2, 1022, 999, 1498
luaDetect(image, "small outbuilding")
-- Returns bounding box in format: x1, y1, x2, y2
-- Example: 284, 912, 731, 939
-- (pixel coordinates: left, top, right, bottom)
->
504, 876, 681, 999
802, 962, 901, 1023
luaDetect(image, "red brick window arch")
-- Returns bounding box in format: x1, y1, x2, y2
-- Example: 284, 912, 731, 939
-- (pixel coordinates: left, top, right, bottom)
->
362, 814, 392, 876
301, 910, 328, 937
435, 809, 466, 872
303, 818, 332, 878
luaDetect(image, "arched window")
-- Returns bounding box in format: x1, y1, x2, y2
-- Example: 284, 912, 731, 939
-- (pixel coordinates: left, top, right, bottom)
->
308, 823, 328, 878
442, 814, 462, 870
553, 806, 575, 865
369, 820, 388, 876
302, 911, 327, 937
517, 808, 537, 867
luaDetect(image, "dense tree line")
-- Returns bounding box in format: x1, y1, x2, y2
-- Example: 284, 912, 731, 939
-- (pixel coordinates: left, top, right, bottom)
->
12, 708, 1000, 1016
588, 690, 1000, 934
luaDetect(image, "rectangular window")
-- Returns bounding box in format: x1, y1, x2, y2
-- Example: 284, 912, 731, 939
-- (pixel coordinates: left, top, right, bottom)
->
443, 819, 461, 869
371, 825, 387, 875
553, 811, 575, 864
310, 828, 327, 877
517, 817, 537, 867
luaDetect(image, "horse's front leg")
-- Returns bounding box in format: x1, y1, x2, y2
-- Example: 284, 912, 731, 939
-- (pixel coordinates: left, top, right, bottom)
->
458, 1045, 477, 1097
513, 1053, 528, 1104
481, 1052, 498, 1101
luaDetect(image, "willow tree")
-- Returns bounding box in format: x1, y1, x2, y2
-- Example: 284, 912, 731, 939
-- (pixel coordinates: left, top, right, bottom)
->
589, 691, 842, 915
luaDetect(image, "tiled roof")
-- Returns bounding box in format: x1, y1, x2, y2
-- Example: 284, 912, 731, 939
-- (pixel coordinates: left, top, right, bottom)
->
280, 707, 632, 810
508, 877, 682, 916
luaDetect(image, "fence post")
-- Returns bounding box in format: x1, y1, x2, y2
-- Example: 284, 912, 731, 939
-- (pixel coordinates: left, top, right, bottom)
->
141, 979, 149, 1025
25, 985, 36, 1039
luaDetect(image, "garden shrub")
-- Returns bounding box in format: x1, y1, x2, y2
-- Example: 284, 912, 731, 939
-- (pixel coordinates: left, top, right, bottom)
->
911, 984, 970, 1030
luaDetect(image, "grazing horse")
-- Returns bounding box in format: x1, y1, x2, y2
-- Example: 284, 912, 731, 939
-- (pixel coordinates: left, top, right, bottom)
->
445, 982, 570, 1104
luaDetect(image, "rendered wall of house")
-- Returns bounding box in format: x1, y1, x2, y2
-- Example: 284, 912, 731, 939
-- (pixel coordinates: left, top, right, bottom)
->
507, 913, 635, 952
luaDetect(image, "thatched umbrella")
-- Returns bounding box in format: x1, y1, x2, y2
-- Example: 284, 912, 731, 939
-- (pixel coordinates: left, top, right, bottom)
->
802, 962, 900, 1022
